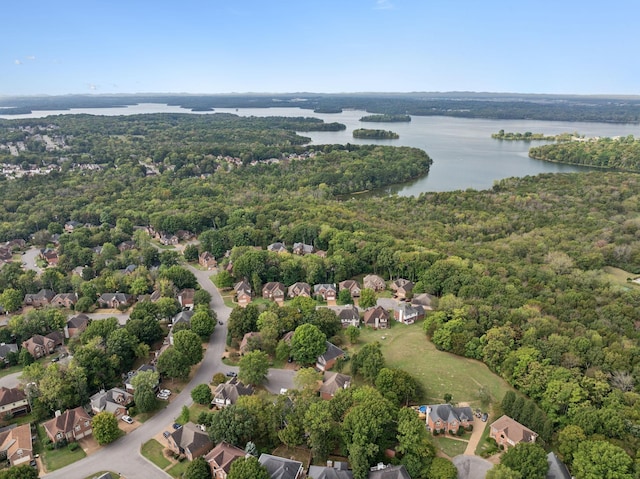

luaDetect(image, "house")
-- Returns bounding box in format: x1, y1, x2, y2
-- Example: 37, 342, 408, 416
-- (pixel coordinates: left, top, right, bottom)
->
411, 293, 434, 310
393, 303, 424, 325
267, 242, 288, 254
120, 264, 137, 275
22, 334, 57, 358
363, 274, 386, 292
97, 292, 133, 309
240, 332, 261, 354
288, 282, 311, 298
314, 284, 337, 302
332, 305, 359, 328
205, 441, 247, 479
0, 387, 29, 417
64, 220, 81, 233
426, 404, 474, 434
167, 422, 213, 461
199, 251, 217, 269
43, 406, 92, 443
262, 282, 286, 304
339, 280, 361, 299
292, 242, 314, 255
51, 292, 78, 308
489, 415, 538, 449
234, 280, 252, 308
118, 240, 137, 252
316, 341, 346, 372
178, 288, 195, 309
65, 314, 89, 338
5, 239, 26, 250
546, 451, 571, 479
390, 279, 414, 299
0, 423, 33, 466
0, 343, 18, 363
309, 462, 353, 479
159, 233, 179, 246
363, 306, 389, 329
125, 364, 158, 392
176, 230, 195, 241
23, 289, 55, 307
212, 377, 254, 408
172, 310, 194, 327
319, 372, 351, 400
40, 248, 59, 266
368, 464, 411, 479
0, 247, 12, 263
258, 453, 303, 479
89, 387, 133, 418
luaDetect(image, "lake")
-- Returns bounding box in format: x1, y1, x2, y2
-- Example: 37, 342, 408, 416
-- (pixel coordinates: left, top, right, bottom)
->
3, 103, 639, 194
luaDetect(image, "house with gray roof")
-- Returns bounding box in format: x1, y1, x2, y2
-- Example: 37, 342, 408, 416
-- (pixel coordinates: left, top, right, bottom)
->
212, 376, 254, 408
316, 341, 346, 372
426, 404, 474, 434
167, 422, 213, 461
368, 464, 411, 479
258, 453, 303, 479
89, 387, 133, 418
309, 462, 353, 479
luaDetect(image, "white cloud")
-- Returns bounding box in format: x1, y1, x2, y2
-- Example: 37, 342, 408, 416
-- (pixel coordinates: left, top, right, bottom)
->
87, 83, 97, 90
374, 0, 395, 9
26, 56, 36, 61
14, 59, 22, 65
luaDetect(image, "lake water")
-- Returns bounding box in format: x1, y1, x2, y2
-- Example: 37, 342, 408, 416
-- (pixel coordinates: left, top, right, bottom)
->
3, 103, 640, 194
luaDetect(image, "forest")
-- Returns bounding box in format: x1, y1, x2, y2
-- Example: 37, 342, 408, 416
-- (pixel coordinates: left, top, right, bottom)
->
360, 114, 411, 122
3, 92, 640, 122
352, 129, 399, 139
491, 130, 577, 141
529, 135, 640, 171
1, 112, 640, 476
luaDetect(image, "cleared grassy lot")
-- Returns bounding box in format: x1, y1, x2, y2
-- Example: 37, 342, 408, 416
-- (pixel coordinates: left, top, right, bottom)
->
141, 439, 171, 469
354, 320, 513, 406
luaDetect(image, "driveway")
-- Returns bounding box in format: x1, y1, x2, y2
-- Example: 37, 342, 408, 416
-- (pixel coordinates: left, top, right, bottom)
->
86, 312, 130, 326
452, 455, 493, 479
0, 372, 22, 389
22, 247, 42, 274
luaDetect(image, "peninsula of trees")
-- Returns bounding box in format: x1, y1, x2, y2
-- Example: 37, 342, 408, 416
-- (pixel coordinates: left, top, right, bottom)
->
353, 128, 399, 139
529, 134, 640, 171
360, 114, 411, 122
492, 130, 577, 141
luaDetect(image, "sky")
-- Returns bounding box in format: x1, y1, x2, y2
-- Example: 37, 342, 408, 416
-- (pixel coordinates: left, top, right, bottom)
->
3, 0, 639, 96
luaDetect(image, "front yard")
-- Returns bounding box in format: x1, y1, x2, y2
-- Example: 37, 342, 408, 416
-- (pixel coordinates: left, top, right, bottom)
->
36, 424, 87, 472
430, 435, 468, 458
141, 439, 171, 469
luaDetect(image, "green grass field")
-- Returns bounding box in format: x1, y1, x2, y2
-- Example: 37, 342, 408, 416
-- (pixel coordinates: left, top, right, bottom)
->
167, 460, 190, 478
355, 321, 513, 406
141, 439, 171, 469
429, 436, 468, 458
603, 266, 640, 290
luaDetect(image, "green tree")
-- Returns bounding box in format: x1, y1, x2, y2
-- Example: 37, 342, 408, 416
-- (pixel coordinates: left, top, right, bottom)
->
396, 407, 435, 478
194, 289, 212, 307
184, 456, 213, 479
428, 457, 458, 479
106, 328, 138, 372
160, 265, 197, 289
486, 465, 523, 479
228, 456, 269, 479
337, 289, 353, 305
351, 342, 385, 382
157, 347, 192, 380
156, 297, 181, 320
572, 440, 633, 479
304, 400, 337, 462
183, 244, 200, 262
290, 324, 327, 365
191, 308, 215, 339
92, 411, 121, 445
173, 329, 204, 365
501, 443, 549, 479
359, 288, 377, 309
125, 315, 164, 346
191, 383, 213, 405
0, 288, 23, 313
131, 370, 159, 413
294, 367, 322, 392
179, 404, 190, 423
346, 325, 360, 344
238, 350, 269, 385
306, 308, 341, 338
0, 464, 39, 479
18, 348, 34, 367
375, 368, 419, 406
558, 424, 586, 465
208, 404, 257, 446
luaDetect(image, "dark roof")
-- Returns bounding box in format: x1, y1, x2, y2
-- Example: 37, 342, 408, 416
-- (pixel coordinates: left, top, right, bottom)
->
0, 387, 26, 407
308, 465, 353, 479
205, 441, 247, 474
428, 404, 474, 424
0, 343, 18, 359
258, 453, 303, 479
546, 452, 571, 479
319, 342, 346, 363
67, 314, 89, 329
368, 465, 411, 479
170, 422, 212, 456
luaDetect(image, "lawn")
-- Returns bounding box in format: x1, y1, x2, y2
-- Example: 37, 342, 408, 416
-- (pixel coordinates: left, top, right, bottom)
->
167, 459, 190, 478
475, 420, 499, 457
354, 321, 514, 407
141, 439, 171, 469
36, 424, 87, 472
604, 266, 640, 289
429, 436, 468, 458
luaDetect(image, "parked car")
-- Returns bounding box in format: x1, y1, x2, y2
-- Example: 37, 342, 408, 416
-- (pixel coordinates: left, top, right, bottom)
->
481, 413, 488, 422
225, 371, 237, 377
172, 423, 182, 430
160, 389, 171, 396
121, 415, 133, 424
51, 356, 59, 362
163, 431, 170, 438
157, 393, 170, 400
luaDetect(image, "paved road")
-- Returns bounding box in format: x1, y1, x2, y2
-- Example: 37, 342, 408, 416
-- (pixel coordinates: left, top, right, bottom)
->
22, 247, 42, 274
85, 312, 130, 326
43, 265, 234, 479
0, 372, 21, 389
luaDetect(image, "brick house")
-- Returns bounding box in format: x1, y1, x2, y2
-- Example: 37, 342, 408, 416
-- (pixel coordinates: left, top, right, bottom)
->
319, 372, 351, 400
199, 251, 217, 269
97, 292, 133, 309
178, 288, 195, 309
0, 423, 33, 466
22, 334, 57, 358
262, 282, 286, 305
363, 306, 389, 329
288, 282, 311, 298
43, 407, 92, 443
313, 284, 337, 302
205, 441, 247, 479
390, 279, 414, 299
234, 280, 252, 308
426, 404, 474, 434
89, 387, 133, 418
51, 292, 78, 308
23, 289, 55, 308
339, 280, 361, 299
0, 387, 29, 417
65, 314, 89, 338
363, 274, 386, 292
167, 422, 213, 461
334, 305, 360, 328
489, 415, 538, 449
316, 342, 345, 372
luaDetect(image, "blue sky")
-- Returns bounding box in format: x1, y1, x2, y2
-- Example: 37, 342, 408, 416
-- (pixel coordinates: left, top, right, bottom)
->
3, 0, 639, 96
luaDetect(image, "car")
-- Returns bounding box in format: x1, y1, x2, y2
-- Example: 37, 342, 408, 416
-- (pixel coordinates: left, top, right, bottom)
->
29, 459, 37, 467
160, 389, 171, 396
163, 431, 170, 438
481, 413, 488, 422
172, 423, 182, 430
157, 393, 169, 400
51, 356, 59, 362
218, 320, 223, 325
121, 415, 133, 424
225, 371, 237, 377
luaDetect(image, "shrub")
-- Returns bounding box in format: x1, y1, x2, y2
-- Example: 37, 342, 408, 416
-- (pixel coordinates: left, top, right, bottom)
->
456, 428, 464, 436
46, 443, 55, 451
466, 424, 473, 432
67, 442, 79, 452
